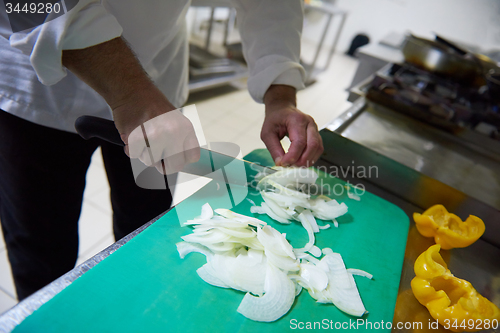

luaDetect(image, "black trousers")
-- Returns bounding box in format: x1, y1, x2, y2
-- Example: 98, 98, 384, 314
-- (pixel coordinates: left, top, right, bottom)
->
0, 111, 172, 300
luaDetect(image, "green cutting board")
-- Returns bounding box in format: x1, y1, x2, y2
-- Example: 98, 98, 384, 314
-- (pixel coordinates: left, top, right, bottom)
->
13, 150, 409, 332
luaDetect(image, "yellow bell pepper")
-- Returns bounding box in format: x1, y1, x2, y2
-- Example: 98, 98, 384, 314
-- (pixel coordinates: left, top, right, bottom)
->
413, 205, 485, 249
394, 289, 452, 332
411, 244, 500, 332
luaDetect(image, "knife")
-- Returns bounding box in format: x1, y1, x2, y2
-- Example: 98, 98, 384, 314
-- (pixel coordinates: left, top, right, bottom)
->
74, 116, 328, 195
75, 116, 273, 186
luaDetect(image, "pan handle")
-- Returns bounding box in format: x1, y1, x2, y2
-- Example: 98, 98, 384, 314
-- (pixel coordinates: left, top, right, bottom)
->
434, 33, 467, 56
75, 116, 125, 146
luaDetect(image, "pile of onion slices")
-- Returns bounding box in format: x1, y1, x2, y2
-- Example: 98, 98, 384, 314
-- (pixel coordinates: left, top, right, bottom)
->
251, 167, 349, 228
177, 203, 371, 322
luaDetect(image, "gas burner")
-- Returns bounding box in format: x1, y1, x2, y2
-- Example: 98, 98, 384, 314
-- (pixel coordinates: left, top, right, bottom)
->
366, 63, 500, 140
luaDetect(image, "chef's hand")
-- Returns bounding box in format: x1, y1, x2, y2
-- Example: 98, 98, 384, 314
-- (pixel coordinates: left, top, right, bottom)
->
114, 100, 200, 175
261, 85, 323, 167
62, 37, 200, 174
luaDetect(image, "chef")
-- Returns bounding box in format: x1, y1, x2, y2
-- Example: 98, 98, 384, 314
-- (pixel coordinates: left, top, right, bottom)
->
0, 0, 324, 300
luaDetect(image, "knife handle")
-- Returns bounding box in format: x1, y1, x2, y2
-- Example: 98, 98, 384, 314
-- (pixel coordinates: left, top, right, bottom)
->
75, 116, 125, 146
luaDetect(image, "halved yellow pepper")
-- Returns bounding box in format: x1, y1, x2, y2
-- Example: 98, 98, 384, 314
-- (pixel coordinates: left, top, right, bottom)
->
411, 244, 500, 332
413, 205, 485, 249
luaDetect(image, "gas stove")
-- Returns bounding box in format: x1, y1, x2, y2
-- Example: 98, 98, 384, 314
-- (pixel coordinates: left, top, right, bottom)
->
366, 63, 500, 144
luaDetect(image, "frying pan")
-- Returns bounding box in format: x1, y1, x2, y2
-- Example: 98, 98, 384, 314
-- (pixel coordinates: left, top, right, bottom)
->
401, 34, 499, 86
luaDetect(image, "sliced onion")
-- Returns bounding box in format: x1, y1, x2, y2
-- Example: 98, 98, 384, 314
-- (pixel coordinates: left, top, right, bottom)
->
309, 214, 320, 233
299, 263, 328, 292
197, 264, 229, 288
347, 191, 361, 201
254, 170, 349, 234
310, 199, 348, 220
260, 202, 291, 224
307, 245, 322, 258
259, 167, 318, 189
264, 248, 300, 272
207, 250, 267, 295
295, 282, 303, 296
318, 224, 331, 230
261, 193, 294, 221
322, 247, 334, 255
215, 227, 256, 239
215, 208, 267, 227
262, 179, 310, 200
176, 242, 213, 259
200, 203, 214, 219
320, 253, 367, 317
237, 263, 296, 322
262, 191, 308, 208
246, 198, 257, 206
295, 252, 321, 265
345, 186, 361, 201
262, 192, 296, 220
178, 204, 370, 322
206, 242, 237, 252
295, 211, 316, 253
347, 268, 373, 280
257, 226, 295, 259
250, 206, 266, 215
181, 229, 231, 245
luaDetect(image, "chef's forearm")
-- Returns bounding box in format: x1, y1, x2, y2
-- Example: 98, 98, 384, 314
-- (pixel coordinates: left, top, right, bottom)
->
62, 37, 158, 109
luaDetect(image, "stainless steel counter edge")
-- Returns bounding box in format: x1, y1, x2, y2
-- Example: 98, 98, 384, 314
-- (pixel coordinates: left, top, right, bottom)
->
0, 209, 170, 333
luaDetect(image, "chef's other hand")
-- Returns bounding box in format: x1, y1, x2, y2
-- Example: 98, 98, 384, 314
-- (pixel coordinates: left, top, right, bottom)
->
261, 85, 323, 167
113, 100, 200, 175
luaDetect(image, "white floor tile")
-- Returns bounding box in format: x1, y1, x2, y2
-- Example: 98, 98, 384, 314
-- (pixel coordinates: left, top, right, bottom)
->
78, 201, 113, 258
85, 187, 112, 215
84, 148, 109, 198
0, 288, 17, 316
229, 132, 265, 158
203, 121, 242, 144
0, 223, 4, 253
0, 249, 16, 300
193, 98, 236, 123
76, 233, 114, 266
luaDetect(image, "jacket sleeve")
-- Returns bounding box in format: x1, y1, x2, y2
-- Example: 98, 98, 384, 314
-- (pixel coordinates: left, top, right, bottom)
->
230, 0, 305, 103
4, 0, 123, 85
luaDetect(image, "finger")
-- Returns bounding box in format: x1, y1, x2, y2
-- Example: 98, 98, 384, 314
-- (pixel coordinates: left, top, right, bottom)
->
261, 129, 286, 166
295, 122, 324, 167
183, 131, 201, 164
280, 121, 307, 167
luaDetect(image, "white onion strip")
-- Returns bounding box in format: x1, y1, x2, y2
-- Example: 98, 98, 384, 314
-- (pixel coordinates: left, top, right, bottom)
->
237, 263, 296, 322
347, 268, 373, 280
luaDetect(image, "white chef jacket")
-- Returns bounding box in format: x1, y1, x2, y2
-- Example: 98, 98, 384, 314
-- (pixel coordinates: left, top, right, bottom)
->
0, 0, 305, 133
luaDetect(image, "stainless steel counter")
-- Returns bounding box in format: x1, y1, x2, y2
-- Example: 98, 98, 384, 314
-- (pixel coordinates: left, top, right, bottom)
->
320, 98, 500, 332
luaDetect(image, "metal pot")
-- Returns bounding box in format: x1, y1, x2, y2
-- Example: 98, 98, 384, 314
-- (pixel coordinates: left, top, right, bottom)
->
401, 34, 495, 86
